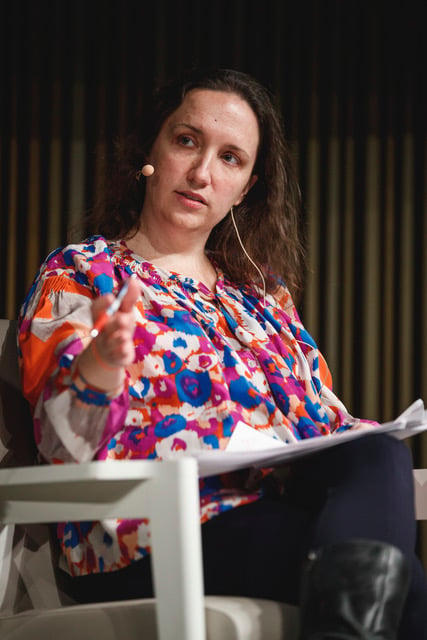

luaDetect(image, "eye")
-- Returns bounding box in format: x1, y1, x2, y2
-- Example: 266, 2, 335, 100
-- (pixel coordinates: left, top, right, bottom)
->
222, 151, 240, 166
178, 135, 195, 148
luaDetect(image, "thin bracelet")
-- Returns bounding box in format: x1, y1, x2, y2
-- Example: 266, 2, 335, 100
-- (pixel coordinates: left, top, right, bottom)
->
90, 338, 120, 371
74, 367, 92, 387
74, 368, 124, 396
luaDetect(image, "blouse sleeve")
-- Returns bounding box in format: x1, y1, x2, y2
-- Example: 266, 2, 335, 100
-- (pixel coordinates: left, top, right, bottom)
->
18, 239, 130, 463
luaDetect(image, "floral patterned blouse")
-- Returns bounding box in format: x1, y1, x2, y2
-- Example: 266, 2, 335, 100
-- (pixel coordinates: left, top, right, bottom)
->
18, 236, 377, 577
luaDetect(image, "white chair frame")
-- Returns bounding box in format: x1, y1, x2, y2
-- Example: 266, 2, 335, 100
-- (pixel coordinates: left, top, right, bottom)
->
0, 458, 205, 640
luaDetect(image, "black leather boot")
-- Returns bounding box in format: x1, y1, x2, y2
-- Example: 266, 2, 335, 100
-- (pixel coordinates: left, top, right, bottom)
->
298, 539, 410, 639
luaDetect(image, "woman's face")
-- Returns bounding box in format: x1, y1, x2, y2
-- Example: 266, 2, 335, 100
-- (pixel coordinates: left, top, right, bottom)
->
140, 89, 259, 240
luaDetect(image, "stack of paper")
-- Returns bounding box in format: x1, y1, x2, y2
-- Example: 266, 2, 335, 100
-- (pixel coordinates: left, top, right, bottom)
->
193, 399, 427, 478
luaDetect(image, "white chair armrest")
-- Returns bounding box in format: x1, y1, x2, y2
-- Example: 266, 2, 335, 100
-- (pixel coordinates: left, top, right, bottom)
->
0, 458, 206, 640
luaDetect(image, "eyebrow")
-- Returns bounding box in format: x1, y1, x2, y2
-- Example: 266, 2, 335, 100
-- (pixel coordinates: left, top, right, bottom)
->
171, 122, 250, 159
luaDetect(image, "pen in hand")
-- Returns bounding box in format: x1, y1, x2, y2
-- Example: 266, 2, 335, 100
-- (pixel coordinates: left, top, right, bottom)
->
90, 275, 136, 338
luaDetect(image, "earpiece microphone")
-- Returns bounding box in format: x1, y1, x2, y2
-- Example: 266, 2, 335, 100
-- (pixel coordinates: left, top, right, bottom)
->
136, 164, 155, 180
141, 164, 155, 177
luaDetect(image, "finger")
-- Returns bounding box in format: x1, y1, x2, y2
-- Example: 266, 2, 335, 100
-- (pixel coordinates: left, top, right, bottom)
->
95, 328, 135, 366
101, 317, 135, 343
91, 294, 114, 323
119, 277, 141, 313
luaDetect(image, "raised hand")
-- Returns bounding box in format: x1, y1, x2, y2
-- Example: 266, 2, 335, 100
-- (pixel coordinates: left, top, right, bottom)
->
76, 276, 141, 392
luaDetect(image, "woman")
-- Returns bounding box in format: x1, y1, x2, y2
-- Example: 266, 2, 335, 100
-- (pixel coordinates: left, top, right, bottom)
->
18, 68, 427, 638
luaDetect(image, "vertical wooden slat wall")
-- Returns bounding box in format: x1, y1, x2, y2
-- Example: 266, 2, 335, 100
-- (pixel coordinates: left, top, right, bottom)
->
1, 1, 426, 559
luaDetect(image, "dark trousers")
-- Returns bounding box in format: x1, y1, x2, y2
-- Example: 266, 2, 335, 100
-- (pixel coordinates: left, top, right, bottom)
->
60, 434, 427, 638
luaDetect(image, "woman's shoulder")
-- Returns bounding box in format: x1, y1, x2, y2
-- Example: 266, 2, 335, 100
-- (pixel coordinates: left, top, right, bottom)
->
43, 234, 112, 269
37, 235, 123, 292
269, 282, 303, 326
20, 236, 123, 324
20, 237, 123, 319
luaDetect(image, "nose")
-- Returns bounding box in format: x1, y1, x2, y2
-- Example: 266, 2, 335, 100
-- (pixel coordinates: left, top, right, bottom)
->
188, 153, 212, 187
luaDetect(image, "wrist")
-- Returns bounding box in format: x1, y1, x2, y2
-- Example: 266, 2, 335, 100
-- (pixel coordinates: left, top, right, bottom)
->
75, 340, 126, 395
72, 367, 126, 399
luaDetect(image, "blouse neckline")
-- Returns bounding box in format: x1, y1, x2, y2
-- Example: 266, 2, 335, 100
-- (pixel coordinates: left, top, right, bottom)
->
114, 238, 224, 301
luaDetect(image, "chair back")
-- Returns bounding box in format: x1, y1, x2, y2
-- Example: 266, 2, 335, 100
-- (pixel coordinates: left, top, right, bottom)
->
0, 320, 36, 468
0, 319, 60, 613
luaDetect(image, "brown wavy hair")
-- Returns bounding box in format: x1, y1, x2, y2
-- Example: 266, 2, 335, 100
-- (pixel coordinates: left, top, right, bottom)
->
86, 68, 306, 300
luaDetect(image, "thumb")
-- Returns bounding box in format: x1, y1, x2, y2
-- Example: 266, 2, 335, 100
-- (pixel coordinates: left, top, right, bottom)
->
91, 293, 114, 323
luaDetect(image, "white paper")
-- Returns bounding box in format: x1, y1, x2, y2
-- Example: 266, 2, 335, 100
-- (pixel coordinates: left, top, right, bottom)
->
192, 399, 427, 478
226, 420, 288, 452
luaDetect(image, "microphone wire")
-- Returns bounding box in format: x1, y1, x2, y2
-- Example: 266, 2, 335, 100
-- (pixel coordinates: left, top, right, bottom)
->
230, 206, 266, 304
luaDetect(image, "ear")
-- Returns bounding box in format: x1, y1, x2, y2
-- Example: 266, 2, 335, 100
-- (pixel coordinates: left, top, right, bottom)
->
234, 174, 258, 206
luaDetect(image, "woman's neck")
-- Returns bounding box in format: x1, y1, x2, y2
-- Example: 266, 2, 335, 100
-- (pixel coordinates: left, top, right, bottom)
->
125, 229, 218, 292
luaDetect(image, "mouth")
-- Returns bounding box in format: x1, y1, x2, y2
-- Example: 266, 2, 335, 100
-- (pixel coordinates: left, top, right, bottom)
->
175, 191, 207, 206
